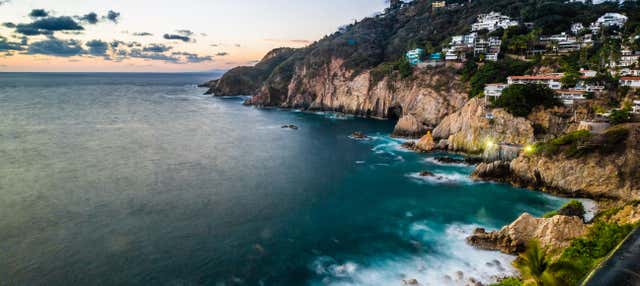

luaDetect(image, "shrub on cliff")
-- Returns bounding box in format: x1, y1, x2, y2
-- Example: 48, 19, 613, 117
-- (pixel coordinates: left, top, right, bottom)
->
493, 84, 561, 117
490, 277, 522, 286
543, 200, 585, 220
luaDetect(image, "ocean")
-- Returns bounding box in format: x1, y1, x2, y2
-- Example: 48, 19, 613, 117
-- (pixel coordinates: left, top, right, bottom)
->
0, 73, 566, 286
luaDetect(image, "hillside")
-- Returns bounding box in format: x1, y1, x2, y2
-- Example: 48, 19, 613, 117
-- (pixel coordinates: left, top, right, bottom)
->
204, 0, 640, 136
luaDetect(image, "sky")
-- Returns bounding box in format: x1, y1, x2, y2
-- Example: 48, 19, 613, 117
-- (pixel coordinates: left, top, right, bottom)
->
0, 0, 388, 72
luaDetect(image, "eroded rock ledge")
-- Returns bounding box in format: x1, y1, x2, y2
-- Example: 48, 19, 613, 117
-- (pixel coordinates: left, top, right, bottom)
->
467, 213, 587, 254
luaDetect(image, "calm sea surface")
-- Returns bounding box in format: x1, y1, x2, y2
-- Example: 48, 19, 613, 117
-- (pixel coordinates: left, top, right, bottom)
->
0, 73, 566, 286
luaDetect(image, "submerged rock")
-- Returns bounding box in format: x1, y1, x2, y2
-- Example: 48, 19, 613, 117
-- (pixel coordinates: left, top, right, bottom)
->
350, 131, 368, 139
282, 124, 299, 130
466, 213, 587, 254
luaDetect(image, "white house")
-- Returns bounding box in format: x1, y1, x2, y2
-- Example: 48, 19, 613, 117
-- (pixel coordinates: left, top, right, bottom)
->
484, 83, 507, 101
472, 12, 518, 32
633, 100, 640, 114
595, 13, 628, 28
508, 75, 562, 90
619, 68, 640, 77
557, 89, 587, 105
620, 76, 640, 88
619, 49, 640, 67
571, 23, 585, 35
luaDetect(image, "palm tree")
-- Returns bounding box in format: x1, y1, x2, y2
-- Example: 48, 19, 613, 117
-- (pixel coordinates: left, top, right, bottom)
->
514, 240, 578, 286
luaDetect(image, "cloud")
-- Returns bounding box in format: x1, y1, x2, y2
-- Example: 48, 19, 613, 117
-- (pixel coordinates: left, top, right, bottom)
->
0, 0, 10, 6
176, 29, 194, 36
106, 10, 120, 23
0, 35, 25, 52
29, 9, 49, 18
234, 44, 241, 47
143, 43, 172, 53
163, 33, 193, 43
2, 22, 16, 28
132, 32, 153, 36
210, 44, 219, 47
79, 12, 99, 24
216, 52, 229, 56
86, 39, 109, 56
27, 37, 85, 57
110, 40, 125, 48
128, 48, 180, 63
15, 16, 84, 35
171, 51, 213, 63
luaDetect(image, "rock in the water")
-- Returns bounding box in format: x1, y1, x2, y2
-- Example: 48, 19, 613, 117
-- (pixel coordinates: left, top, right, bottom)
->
419, 171, 435, 177
401, 141, 417, 150
351, 131, 368, 139
402, 278, 420, 285
282, 124, 299, 130
415, 131, 436, 152
392, 114, 428, 138
466, 213, 587, 254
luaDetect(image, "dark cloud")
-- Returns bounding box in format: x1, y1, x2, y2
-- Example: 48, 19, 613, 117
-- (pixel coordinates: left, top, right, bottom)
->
216, 52, 228, 56
171, 51, 213, 63
132, 32, 153, 36
29, 9, 49, 18
79, 12, 99, 24
210, 44, 219, 47
86, 39, 109, 56
235, 44, 241, 47
16, 16, 84, 35
127, 41, 142, 48
110, 40, 125, 48
27, 37, 85, 57
128, 48, 180, 63
0, 0, 10, 6
2, 22, 16, 28
143, 44, 172, 53
163, 34, 193, 43
106, 10, 120, 23
0, 35, 25, 52
176, 29, 194, 36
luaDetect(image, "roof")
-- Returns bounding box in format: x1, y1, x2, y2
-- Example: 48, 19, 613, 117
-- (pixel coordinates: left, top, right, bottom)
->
509, 75, 562, 80
621, 77, 640, 81
557, 89, 586, 94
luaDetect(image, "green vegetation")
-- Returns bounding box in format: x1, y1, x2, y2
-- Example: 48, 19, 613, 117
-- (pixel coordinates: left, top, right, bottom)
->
543, 200, 585, 220
514, 240, 578, 286
493, 84, 561, 117
531, 127, 629, 158
554, 222, 635, 285
490, 277, 523, 286
468, 59, 533, 98
609, 109, 632, 125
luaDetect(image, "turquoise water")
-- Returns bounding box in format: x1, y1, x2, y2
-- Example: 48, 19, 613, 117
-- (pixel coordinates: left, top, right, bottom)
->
0, 73, 566, 286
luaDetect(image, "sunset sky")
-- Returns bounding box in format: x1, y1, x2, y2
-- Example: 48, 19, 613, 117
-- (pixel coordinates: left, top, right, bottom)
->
0, 0, 388, 72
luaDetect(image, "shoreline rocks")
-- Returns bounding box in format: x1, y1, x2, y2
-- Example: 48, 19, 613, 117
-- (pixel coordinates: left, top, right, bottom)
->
466, 213, 587, 254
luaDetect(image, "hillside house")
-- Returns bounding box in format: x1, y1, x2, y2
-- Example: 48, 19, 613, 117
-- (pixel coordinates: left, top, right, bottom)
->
406, 48, 425, 65
472, 12, 518, 32
633, 100, 640, 114
508, 75, 562, 90
595, 13, 628, 28
619, 68, 640, 77
557, 89, 587, 105
571, 23, 585, 35
432, 1, 446, 9
484, 83, 507, 102
619, 49, 640, 67
620, 77, 640, 88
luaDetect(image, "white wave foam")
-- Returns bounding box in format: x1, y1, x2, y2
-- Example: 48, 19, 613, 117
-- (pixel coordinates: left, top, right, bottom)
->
309, 224, 517, 286
406, 172, 473, 185
575, 198, 598, 222
424, 157, 468, 167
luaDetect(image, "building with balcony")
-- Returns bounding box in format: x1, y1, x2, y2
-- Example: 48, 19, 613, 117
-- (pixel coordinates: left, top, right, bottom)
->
471, 12, 518, 32
620, 77, 640, 88
508, 75, 563, 90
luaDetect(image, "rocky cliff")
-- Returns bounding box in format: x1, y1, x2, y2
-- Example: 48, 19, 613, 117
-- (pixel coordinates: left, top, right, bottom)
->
248, 59, 468, 137
475, 124, 640, 202
203, 48, 296, 96
467, 213, 587, 254
432, 98, 535, 153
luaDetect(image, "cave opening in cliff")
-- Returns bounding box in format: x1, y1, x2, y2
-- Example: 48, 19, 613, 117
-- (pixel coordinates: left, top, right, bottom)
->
387, 105, 403, 120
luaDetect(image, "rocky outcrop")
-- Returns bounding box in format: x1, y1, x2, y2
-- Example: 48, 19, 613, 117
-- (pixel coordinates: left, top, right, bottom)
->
247, 59, 468, 137
415, 131, 436, 152
432, 98, 534, 153
509, 124, 640, 201
471, 161, 512, 182
203, 48, 296, 96
467, 213, 587, 254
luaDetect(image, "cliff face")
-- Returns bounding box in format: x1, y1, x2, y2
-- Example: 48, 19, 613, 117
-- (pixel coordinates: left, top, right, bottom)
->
204, 48, 296, 96
247, 59, 468, 137
475, 124, 640, 202
432, 98, 535, 153
467, 213, 587, 254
